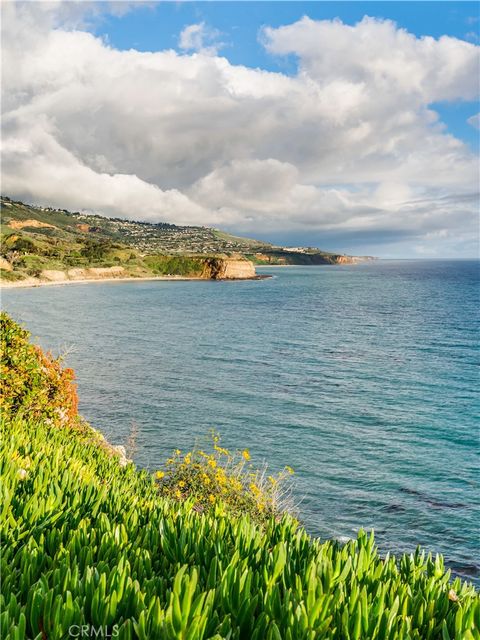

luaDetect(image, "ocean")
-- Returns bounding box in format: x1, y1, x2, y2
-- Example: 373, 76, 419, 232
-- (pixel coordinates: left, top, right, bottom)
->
3, 260, 479, 582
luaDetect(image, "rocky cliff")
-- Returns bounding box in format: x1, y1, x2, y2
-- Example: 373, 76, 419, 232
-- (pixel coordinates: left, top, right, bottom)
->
204, 257, 256, 280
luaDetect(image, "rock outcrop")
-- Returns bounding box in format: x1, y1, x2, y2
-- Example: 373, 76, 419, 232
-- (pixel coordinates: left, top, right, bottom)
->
204, 257, 256, 279
335, 256, 357, 265
216, 258, 256, 279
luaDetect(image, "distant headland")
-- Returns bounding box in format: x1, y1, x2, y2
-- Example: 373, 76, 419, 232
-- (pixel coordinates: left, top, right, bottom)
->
0, 195, 372, 287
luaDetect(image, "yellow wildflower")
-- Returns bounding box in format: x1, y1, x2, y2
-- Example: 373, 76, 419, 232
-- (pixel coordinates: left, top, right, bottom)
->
214, 444, 230, 456
175, 489, 182, 499
208, 494, 215, 503
155, 471, 165, 480
285, 465, 295, 475
178, 481, 186, 488
207, 458, 217, 469
242, 449, 251, 461
215, 471, 226, 484
184, 455, 192, 465
174, 449, 181, 455
231, 479, 242, 492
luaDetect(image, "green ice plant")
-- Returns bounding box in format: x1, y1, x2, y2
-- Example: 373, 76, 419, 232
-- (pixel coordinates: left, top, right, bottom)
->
1, 314, 479, 639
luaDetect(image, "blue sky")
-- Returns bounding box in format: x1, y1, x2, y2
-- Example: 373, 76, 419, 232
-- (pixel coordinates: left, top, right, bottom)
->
95, 1, 479, 152
2, 1, 479, 257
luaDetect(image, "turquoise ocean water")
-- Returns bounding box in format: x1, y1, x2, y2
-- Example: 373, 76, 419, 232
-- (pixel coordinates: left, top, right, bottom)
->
3, 260, 479, 581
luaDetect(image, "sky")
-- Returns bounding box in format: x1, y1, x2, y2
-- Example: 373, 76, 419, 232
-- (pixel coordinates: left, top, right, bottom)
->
1, 1, 479, 258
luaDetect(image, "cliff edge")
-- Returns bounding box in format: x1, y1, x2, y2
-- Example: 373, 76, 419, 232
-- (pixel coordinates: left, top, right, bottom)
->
0, 257, 258, 287
204, 256, 256, 279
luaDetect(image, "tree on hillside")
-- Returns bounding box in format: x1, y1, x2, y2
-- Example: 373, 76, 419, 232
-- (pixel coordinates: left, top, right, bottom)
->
80, 239, 113, 261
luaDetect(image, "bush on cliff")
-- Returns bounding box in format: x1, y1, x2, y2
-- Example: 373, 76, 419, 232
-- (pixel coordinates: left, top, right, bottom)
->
1, 314, 479, 640
0, 312, 78, 427
155, 434, 296, 524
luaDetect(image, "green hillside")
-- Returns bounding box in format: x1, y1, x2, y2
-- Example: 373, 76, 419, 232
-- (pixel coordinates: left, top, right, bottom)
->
0, 196, 269, 254
1, 313, 478, 639
0, 197, 261, 282
0, 196, 356, 283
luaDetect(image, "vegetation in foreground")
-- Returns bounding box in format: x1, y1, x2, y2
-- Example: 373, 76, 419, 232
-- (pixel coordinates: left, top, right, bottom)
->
1, 313, 478, 639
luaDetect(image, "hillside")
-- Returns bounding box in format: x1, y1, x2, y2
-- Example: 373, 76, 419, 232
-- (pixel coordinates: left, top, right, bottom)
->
1, 312, 478, 639
0, 196, 360, 284
0, 197, 260, 283
1, 196, 268, 255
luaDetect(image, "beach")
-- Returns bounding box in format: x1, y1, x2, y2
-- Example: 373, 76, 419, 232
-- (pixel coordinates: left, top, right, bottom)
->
0, 275, 206, 289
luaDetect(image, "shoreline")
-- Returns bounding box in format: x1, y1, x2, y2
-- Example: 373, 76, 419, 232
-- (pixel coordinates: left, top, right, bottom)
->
0, 273, 270, 289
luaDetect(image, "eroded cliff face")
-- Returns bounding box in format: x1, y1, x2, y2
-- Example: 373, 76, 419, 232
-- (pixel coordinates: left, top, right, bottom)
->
40, 267, 126, 282
335, 256, 356, 265
205, 257, 256, 279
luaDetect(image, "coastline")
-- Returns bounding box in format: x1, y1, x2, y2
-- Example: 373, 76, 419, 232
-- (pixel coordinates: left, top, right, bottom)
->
0, 275, 204, 289
0, 273, 270, 289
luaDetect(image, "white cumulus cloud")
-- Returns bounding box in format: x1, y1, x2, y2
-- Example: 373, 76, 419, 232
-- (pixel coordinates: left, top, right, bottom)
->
1, 3, 479, 256
178, 22, 224, 55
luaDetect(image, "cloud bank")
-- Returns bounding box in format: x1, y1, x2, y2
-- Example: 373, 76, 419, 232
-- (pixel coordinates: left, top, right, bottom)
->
2, 3, 479, 256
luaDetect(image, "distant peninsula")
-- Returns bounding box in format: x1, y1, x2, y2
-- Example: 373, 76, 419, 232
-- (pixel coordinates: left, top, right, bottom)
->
0, 196, 370, 286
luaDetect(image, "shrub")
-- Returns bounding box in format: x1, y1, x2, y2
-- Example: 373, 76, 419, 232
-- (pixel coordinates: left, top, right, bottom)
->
20, 254, 48, 276
1, 234, 36, 254
80, 239, 113, 261
0, 312, 78, 427
155, 433, 295, 524
0, 270, 24, 282
144, 255, 207, 277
